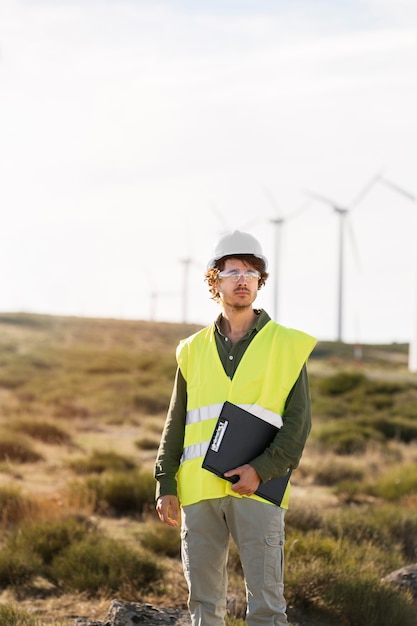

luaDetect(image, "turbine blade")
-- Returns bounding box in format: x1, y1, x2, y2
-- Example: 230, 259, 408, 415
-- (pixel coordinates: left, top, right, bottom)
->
350, 173, 380, 209
263, 186, 282, 215
377, 176, 416, 203
263, 187, 312, 223
303, 189, 345, 212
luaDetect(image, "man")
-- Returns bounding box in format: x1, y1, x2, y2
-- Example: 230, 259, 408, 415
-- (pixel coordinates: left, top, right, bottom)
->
154, 230, 316, 626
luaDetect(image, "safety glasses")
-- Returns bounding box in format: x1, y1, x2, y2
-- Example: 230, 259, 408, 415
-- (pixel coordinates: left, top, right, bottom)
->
218, 269, 261, 282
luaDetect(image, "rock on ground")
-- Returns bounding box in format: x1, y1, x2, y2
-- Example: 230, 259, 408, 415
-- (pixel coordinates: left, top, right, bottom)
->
381, 564, 417, 599
73, 600, 191, 626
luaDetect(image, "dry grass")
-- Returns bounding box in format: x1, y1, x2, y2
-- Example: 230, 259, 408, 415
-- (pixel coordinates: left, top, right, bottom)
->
0, 314, 416, 626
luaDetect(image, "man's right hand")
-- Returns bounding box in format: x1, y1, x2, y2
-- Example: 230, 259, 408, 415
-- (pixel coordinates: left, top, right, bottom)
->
156, 495, 180, 527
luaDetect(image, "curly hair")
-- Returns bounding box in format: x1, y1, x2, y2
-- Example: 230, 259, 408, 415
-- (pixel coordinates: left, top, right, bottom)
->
204, 254, 269, 302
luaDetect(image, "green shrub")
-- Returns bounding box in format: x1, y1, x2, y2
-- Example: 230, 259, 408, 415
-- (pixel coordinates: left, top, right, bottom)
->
313, 458, 365, 486
324, 503, 417, 561
100, 470, 155, 515
0, 432, 43, 463
68, 449, 137, 474
325, 574, 416, 626
370, 464, 417, 502
0, 513, 164, 598
135, 436, 160, 451
366, 380, 406, 395
10, 420, 71, 444
315, 422, 381, 454
140, 524, 181, 557
51, 535, 163, 595
319, 371, 366, 395
0, 545, 43, 589
285, 503, 323, 533
133, 387, 170, 414
0, 516, 97, 589
13, 516, 94, 566
285, 552, 337, 611
72, 470, 155, 516
285, 529, 414, 625
372, 416, 417, 443
286, 531, 340, 564
324, 506, 391, 547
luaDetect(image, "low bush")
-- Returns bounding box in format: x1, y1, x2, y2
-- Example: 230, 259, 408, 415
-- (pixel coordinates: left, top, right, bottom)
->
51, 535, 163, 595
324, 503, 417, 560
313, 458, 364, 486
285, 503, 323, 533
0, 432, 43, 463
0, 514, 164, 597
0, 516, 94, 590
285, 529, 415, 626
133, 386, 170, 414
372, 416, 417, 443
0, 544, 42, 590
140, 524, 181, 558
13, 516, 94, 566
325, 573, 416, 626
369, 463, 417, 502
10, 420, 71, 444
68, 449, 138, 474
319, 371, 366, 395
135, 436, 160, 451
335, 466, 417, 515
315, 422, 381, 454
100, 470, 155, 516
71, 470, 155, 516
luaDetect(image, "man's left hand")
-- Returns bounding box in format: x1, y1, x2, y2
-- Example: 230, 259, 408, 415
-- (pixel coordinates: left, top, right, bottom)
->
224, 464, 261, 496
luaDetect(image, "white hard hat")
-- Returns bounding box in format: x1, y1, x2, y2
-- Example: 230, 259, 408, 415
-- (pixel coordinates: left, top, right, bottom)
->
207, 230, 268, 270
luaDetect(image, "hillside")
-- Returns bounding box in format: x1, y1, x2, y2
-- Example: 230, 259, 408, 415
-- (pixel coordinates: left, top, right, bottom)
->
0, 312, 416, 626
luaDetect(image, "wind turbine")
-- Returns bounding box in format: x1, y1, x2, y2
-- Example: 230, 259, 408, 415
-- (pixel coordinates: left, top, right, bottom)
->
305, 175, 379, 342
375, 174, 417, 372
263, 189, 312, 322
146, 268, 177, 322
178, 217, 206, 324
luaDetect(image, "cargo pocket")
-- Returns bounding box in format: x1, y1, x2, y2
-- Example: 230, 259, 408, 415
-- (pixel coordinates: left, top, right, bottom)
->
264, 532, 285, 588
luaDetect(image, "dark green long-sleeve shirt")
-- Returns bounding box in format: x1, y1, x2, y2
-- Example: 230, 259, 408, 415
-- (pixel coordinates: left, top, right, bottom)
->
154, 309, 313, 499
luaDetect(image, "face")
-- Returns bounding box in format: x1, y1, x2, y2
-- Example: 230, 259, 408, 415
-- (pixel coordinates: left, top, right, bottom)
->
216, 258, 259, 310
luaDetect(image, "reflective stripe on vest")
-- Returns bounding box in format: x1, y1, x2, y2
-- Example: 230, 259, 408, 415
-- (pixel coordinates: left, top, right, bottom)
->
181, 402, 283, 464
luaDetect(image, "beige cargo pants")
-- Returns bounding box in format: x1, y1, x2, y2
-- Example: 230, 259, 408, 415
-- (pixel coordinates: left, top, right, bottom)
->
181, 497, 288, 626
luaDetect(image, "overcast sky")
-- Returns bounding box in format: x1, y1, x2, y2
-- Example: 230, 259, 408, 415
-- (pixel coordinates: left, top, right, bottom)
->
1, 0, 417, 344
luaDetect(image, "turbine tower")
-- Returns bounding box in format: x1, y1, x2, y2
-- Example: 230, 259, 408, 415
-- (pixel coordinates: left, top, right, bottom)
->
179, 257, 192, 324
263, 189, 311, 322
306, 175, 378, 342
375, 175, 417, 372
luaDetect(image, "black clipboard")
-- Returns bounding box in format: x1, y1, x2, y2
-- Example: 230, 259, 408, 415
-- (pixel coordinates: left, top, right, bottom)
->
202, 401, 291, 506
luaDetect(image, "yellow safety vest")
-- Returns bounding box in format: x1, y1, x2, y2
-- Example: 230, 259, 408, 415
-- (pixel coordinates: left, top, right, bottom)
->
176, 320, 316, 508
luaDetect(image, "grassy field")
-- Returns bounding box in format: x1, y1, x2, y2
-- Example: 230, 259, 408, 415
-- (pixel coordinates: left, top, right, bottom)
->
0, 312, 416, 626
